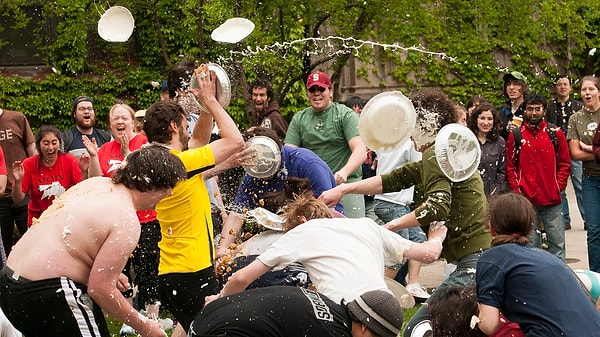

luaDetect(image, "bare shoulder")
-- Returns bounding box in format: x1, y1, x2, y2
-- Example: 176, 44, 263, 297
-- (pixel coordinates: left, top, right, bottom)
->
39, 177, 137, 227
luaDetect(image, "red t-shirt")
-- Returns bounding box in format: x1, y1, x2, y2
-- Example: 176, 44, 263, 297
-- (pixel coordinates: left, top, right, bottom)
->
97, 134, 156, 223
21, 153, 82, 226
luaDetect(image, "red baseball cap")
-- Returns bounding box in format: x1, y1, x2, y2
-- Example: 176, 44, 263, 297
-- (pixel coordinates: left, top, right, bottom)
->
307, 72, 332, 89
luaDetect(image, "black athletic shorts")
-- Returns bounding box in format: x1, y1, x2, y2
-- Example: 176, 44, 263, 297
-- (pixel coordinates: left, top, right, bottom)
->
0, 267, 109, 337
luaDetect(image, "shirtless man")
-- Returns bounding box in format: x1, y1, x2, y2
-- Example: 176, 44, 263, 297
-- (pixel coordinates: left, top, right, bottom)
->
0, 145, 187, 337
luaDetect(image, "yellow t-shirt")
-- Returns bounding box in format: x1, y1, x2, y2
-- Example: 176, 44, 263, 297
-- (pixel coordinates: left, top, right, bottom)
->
157, 146, 215, 275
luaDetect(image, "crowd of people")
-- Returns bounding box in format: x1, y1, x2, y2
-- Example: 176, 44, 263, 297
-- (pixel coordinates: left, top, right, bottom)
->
0, 62, 599, 337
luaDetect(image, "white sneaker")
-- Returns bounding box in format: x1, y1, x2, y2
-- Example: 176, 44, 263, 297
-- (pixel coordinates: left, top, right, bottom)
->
406, 283, 430, 300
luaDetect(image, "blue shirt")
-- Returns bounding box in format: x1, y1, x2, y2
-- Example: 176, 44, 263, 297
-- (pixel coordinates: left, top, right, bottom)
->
232, 146, 344, 213
477, 243, 600, 336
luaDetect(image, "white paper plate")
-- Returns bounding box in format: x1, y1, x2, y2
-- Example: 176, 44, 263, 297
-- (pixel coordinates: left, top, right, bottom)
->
244, 136, 281, 179
211, 17, 255, 43
246, 207, 286, 231
189, 63, 232, 112
97, 6, 135, 42
359, 91, 416, 153
435, 123, 481, 182
384, 277, 415, 309
68, 148, 88, 159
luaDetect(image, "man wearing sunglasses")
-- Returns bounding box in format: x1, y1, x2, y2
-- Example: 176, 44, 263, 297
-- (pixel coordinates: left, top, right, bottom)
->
284, 72, 367, 218
505, 93, 571, 260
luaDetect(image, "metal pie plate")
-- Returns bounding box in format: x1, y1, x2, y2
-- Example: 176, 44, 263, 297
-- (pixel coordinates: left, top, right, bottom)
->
190, 63, 232, 112
244, 136, 281, 178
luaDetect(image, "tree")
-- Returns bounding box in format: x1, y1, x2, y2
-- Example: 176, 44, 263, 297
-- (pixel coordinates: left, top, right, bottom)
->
1, 0, 599, 129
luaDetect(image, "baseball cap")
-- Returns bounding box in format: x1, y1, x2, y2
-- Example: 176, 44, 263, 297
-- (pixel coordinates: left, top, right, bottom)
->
346, 290, 404, 337
503, 71, 528, 84
72, 96, 93, 112
307, 71, 332, 89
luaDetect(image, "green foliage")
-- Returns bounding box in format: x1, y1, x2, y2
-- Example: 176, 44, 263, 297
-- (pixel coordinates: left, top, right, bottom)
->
1, 0, 600, 131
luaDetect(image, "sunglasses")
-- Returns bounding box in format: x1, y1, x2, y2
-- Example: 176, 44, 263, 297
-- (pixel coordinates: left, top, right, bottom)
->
308, 86, 327, 93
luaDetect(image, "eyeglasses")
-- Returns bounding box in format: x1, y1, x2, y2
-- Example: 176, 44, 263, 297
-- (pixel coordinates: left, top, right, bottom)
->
308, 86, 327, 93
525, 106, 544, 112
77, 107, 94, 112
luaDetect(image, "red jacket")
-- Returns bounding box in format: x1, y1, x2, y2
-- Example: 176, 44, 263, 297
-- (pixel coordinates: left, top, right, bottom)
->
505, 120, 571, 206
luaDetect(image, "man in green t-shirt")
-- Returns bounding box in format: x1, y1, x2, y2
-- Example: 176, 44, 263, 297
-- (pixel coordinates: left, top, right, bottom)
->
285, 72, 367, 218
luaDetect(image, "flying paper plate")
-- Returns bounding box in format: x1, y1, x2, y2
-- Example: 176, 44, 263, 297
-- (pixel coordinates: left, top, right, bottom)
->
189, 63, 232, 113
359, 91, 416, 153
211, 17, 255, 43
244, 136, 282, 179
435, 123, 481, 182
97, 6, 135, 42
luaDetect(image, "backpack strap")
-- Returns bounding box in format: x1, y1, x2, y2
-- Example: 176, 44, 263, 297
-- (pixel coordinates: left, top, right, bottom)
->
547, 123, 559, 158
512, 127, 522, 170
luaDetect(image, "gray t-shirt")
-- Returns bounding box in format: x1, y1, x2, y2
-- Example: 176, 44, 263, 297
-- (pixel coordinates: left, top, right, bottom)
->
567, 107, 600, 176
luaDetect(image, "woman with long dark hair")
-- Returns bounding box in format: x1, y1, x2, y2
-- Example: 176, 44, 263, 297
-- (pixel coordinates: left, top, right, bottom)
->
11, 125, 82, 227
468, 103, 506, 198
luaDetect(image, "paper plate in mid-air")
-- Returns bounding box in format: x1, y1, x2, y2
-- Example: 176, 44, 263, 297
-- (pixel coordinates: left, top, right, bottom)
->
98, 6, 135, 42
435, 123, 481, 182
211, 17, 255, 43
359, 91, 416, 153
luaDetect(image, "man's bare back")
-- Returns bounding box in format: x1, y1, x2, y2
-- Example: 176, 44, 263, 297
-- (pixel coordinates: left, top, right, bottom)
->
7, 177, 139, 285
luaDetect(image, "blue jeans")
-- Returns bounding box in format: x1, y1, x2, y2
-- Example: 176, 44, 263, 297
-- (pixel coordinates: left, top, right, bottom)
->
561, 159, 586, 223
528, 203, 565, 261
364, 199, 384, 225
373, 200, 426, 243
583, 175, 600, 272
403, 253, 480, 337
374, 200, 426, 285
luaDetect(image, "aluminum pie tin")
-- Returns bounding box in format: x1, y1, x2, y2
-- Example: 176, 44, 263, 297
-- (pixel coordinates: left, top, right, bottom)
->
244, 136, 282, 179
190, 63, 232, 113
359, 91, 416, 153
